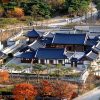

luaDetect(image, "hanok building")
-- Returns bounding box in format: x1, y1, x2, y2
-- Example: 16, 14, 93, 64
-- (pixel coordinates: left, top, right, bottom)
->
50, 33, 87, 51
25, 29, 41, 43
16, 29, 100, 68
35, 48, 67, 65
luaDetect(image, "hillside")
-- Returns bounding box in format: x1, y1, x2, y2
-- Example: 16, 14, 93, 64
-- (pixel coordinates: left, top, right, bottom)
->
0, 0, 91, 19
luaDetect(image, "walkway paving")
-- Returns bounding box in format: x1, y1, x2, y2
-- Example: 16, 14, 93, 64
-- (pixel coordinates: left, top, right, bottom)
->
74, 88, 100, 100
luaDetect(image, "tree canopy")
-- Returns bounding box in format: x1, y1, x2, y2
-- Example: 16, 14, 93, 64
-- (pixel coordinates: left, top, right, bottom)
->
12, 80, 77, 100
0, 71, 9, 83
93, 0, 100, 10
0, 0, 91, 18
13, 83, 37, 100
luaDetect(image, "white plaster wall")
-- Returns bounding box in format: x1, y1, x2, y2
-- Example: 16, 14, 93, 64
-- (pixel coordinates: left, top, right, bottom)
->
0, 41, 3, 50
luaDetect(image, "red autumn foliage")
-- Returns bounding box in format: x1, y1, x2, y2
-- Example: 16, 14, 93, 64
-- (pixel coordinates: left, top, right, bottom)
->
0, 71, 9, 83
70, 92, 78, 100
2, 0, 10, 3
53, 81, 77, 100
38, 80, 77, 100
12, 80, 77, 100
13, 83, 37, 100
39, 80, 54, 96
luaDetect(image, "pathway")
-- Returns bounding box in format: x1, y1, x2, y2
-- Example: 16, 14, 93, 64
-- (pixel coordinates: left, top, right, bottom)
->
43, 3, 98, 27
74, 87, 100, 100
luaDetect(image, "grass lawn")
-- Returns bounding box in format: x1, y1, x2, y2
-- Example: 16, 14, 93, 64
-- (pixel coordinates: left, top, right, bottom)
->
0, 18, 22, 28
0, 17, 31, 28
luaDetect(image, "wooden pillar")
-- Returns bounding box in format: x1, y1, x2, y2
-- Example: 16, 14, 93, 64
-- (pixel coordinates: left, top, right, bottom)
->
38, 59, 41, 64
44, 60, 47, 64
54, 60, 56, 64
47, 60, 49, 64
62, 60, 65, 65
56, 60, 58, 64
56, 60, 57, 65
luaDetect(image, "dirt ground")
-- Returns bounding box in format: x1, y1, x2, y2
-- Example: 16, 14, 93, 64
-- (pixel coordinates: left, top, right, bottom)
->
0, 29, 21, 47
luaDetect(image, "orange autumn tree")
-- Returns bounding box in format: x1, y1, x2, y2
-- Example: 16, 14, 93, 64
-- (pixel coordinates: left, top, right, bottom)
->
13, 83, 37, 100
53, 81, 76, 100
0, 71, 9, 83
39, 80, 54, 97
12, 7, 24, 18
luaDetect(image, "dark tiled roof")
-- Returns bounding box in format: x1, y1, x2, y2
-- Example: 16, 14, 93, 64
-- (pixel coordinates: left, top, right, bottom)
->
40, 38, 53, 44
16, 51, 36, 59
0, 51, 4, 57
35, 48, 67, 59
19, 46, 33, 52
52, 33, 86, 45
86, 51, 98, 60
86, 39, 97, 46
65, 52, 74, 58
70, 57, 78, 62
88, 33, 100, 39
0, 51, 6, 58
96, 41, 100, 49
26, 29, 40, 38
43, 32, 54, 38
92, 46, 100, 53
